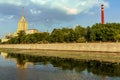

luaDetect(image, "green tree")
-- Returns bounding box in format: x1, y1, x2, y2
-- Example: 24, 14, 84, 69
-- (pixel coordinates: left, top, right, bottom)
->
74, 25, 87, 41
115, 34, 120, 42
6, 22, 120, 44
0, 39, 1, 44
50, 29, 64, 43
90, 23, 120, 42
8, 37, 19, 44
86, 26, 91, 41
17, 31, 26, 43
61, 28, 76, 42
68, 29, 76, 42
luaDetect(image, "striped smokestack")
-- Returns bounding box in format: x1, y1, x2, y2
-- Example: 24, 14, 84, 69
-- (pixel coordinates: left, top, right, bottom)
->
101, 4, 105, 24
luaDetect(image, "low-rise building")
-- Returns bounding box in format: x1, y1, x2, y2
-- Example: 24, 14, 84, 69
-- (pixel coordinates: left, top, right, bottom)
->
1, 38, 9, 43
1, 33, 13, 43
26, 29, 39, 35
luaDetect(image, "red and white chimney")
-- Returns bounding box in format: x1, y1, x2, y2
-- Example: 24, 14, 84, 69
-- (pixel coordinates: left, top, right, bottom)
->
101, 4, 105, 24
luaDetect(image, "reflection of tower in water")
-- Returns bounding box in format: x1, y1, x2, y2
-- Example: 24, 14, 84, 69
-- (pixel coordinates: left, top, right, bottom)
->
1, 52, 34, 69
16, 62, 34, 69
1, 52, 8, 58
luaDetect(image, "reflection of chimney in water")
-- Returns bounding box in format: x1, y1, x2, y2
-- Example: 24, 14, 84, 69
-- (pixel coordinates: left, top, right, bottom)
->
101, 4, 105, 24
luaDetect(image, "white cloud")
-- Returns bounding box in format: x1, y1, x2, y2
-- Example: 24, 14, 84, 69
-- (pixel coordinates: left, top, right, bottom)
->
0, 0, 22, 5
30, 0, 109, 15
0, 0, 109, 15
0, 0, 29, 6
8, 15, 14, 19
30, 9, 41, 15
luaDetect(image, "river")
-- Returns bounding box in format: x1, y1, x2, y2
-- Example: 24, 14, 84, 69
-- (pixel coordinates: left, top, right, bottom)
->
0, 51, 120, 80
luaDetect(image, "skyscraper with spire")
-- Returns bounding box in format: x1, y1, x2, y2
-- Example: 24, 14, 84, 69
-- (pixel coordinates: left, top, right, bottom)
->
17, 7, 28, 32
2, 7, 39, 42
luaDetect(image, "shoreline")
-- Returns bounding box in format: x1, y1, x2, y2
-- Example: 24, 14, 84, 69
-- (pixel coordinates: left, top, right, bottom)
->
0, 48, 120, 63
0, 43, 120, 63
0, 43, 120, 52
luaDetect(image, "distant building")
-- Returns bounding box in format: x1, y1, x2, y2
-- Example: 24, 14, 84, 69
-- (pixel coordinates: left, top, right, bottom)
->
26, 29, 39, 35
2, 7, 40, 43
17, 7, 28, 32
1, 38, 9, 43
1, 33, 13, 42
14, 7, 39, 36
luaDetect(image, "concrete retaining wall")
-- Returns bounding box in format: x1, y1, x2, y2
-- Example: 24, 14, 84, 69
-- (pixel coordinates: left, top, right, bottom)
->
0, 43, 120, 52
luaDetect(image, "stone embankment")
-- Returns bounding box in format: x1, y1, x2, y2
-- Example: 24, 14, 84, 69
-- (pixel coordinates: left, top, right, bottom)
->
0, 43, 120, 52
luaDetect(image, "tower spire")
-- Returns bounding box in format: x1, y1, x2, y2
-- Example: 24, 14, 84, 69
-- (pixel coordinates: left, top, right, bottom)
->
22, 7, 24, 16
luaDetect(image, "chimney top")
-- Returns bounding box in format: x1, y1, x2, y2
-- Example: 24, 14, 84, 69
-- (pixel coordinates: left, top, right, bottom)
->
101, 4, 104, 6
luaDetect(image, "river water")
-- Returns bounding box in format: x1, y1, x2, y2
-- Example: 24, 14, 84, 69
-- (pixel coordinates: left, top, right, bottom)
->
0, 52, 120, 80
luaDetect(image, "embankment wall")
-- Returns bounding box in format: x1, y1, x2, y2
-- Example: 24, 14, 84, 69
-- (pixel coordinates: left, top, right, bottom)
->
0, 43, 120, 52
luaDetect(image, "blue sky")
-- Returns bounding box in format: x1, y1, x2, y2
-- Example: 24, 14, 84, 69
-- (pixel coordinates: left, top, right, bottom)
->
0, 0, 120, 38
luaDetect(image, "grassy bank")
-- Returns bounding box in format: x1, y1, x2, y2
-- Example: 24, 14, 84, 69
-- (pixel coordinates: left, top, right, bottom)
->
0, 48, 120, 63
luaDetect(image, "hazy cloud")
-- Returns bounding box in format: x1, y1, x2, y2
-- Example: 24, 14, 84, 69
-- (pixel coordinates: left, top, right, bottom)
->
30, 0, 109, 15
0, 0, 22, 6
30, 9, 42, 15
0, 0, 29, 6
8, 15, 14, 19
0, 0, 109, 15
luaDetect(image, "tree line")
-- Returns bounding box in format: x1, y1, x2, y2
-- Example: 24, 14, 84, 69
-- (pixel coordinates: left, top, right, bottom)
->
2, 23, 120, 44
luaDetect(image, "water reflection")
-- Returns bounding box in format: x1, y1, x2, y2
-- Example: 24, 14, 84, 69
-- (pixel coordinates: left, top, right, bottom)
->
2, 52, 120, 77
0, 52, 120, 80
1, 52, 8, 58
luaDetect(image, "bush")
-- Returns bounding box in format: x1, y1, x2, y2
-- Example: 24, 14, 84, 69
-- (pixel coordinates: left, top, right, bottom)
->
37, 40, 49, 44
76, 37, 86, 43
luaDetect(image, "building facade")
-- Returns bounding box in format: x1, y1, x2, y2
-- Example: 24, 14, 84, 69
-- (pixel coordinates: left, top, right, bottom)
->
26, 29, 39, 35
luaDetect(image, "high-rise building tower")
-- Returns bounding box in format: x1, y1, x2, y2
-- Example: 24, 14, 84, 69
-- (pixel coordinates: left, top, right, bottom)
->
17, 7, 28, 32
101, 4, 105, 24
